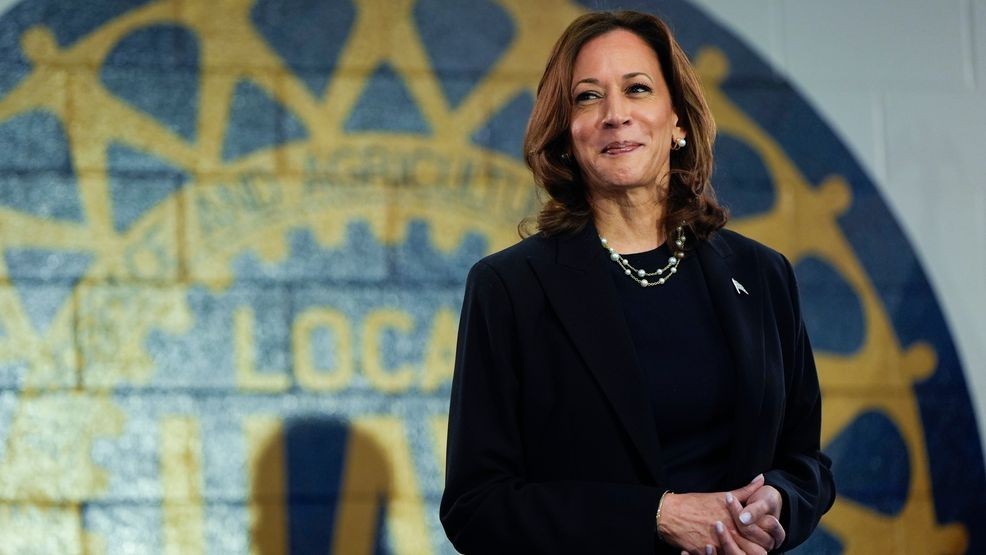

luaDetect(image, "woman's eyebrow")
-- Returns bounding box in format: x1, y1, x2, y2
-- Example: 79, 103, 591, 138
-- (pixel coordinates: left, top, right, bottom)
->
573, 72, 653, 88
573, 77, 601, 88
623, 72, 653, 81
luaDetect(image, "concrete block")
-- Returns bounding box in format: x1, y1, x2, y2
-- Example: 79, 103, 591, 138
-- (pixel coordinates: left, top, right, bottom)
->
687, 0, 783, 71
0, 392, 121, 502
78, 284, 190, 389
885, 91, 986, 176
290, 285, 462, 396
0, 283, 78, 389
85, 500, 250, 554
780, 0, 968, 88
0, 504, 82, 554
0, 92, 70, 173
83, 503, 161, 554
800, 88, 884, 184
101, 172, 182, 281
975, 0, 986, 88
136, 283, 291, 391
245, 0, 360, 75
97, 66, 200, 146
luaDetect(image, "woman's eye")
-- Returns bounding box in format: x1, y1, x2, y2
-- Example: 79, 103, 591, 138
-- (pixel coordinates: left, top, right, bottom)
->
627, 83, 652, 94
575, 91, 600, 103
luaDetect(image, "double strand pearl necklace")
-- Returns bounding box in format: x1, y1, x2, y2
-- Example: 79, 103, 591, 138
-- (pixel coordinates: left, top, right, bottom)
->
599, 224, 687, 287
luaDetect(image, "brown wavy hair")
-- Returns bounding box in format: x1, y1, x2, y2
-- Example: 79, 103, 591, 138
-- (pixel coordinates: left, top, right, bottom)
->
522, 10, 727, 242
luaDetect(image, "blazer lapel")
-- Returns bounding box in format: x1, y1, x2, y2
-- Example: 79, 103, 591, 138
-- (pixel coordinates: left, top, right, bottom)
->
697, 233, 766, 487
529, 224, 666, 485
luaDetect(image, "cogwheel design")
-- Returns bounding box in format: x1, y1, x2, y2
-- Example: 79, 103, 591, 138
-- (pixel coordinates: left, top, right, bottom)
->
0, 0, 980, 553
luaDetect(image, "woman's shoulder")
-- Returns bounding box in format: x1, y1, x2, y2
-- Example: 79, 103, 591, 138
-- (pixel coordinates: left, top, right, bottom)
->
711, 227, 792, 270
472, 231, 554, 274
708, 227, 799, 298
460, 232, 559, 298
709, 227, 809, 324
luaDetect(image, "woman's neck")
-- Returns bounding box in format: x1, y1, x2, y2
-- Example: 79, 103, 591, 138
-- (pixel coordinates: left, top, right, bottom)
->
591, 187, 666, 254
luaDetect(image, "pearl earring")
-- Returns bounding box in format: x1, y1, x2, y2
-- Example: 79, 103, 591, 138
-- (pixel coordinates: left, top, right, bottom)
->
671, 137, 686, 151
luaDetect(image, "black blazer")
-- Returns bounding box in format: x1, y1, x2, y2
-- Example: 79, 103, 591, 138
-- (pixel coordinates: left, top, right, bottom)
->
440, 223, 835, 554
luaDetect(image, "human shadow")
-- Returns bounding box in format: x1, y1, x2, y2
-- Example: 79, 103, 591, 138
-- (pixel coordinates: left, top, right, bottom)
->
252, 415, 393, 554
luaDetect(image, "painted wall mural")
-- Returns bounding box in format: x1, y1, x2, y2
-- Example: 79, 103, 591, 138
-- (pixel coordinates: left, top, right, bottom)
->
0, 0, 982, 553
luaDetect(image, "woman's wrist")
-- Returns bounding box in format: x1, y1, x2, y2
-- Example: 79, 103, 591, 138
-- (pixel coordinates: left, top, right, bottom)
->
655, 490, 674, 539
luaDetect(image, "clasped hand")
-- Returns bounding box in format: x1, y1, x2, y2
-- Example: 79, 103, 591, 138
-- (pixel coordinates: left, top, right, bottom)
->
657, 474, 785, 555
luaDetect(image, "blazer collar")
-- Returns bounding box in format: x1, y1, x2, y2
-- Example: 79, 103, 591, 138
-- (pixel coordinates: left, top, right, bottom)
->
529, 222, 667, 485
529, 225, 767, 489
696, 231, 766, 487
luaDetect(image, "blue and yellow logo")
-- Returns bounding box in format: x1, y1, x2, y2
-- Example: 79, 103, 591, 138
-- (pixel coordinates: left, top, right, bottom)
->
0, 0, 981, 552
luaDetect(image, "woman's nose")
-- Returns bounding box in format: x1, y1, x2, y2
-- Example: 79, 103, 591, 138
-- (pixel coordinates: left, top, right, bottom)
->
602, 95, 631, 128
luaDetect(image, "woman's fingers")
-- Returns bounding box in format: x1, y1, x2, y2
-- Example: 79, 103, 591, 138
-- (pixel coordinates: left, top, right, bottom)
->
725, 492, 774, 550
745, 485, 783, 520
758, 515, 786, 550
734, 530, 769, 555
714, 521, 743, 555
715, 521, 768, 555
729, 474, 764, 504
735, 495, 777, 533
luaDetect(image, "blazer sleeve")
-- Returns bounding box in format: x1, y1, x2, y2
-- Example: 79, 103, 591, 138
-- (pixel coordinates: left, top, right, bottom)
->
763, 255, 836, 551
440, 261, 664, 555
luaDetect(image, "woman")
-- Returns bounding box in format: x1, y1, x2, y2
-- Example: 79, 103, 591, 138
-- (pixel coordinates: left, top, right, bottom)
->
440, 10, 834, 555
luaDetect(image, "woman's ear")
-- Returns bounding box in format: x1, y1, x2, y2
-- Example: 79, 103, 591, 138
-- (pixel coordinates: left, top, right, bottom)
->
672, 113, 686, 139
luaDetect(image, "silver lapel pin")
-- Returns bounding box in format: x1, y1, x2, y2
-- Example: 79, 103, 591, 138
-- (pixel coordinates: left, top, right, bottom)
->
731, 278, 749, 295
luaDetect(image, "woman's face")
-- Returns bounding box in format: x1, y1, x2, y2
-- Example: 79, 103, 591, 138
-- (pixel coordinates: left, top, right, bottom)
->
569, 29, 682, 194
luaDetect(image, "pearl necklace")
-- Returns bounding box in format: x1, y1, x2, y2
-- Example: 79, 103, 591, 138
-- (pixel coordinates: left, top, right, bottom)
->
599, 225, 686, 287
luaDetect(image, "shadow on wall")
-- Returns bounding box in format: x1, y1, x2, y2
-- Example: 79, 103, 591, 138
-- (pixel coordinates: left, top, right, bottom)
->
252, 416, 392, 554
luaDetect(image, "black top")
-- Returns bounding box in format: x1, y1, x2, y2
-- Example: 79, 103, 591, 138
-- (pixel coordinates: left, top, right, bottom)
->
606, 243, 737, 493
440, 223, 835, 554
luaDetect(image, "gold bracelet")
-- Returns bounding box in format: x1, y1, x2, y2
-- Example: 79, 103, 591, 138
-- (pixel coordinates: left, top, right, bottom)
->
655, 490, 673, 539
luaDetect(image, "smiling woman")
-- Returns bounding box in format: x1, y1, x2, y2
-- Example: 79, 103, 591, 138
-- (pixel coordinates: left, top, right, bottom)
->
441, 10, 835, 555
569, 30, 679, 199
522, 11, 722, 250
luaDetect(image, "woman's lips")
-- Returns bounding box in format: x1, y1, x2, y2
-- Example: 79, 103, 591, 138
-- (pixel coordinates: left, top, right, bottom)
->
601, 141, 642, 155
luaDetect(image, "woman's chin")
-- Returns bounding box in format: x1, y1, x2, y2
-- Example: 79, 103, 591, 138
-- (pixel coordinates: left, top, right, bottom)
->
590, 177, 658, 194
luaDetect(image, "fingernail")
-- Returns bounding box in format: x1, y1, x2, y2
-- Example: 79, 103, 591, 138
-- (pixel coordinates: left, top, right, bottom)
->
739, 512, 752, 525
725, 492, 734, 504
750, 473, 764, 484
706, 545, 714, 555
715, 521, 725, 534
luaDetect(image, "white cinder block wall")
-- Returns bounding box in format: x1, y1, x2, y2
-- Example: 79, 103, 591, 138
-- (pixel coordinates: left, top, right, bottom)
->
0, 0, 981, 464
692, 0, 986, 466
